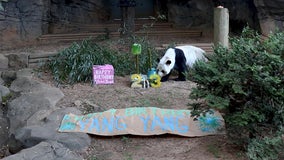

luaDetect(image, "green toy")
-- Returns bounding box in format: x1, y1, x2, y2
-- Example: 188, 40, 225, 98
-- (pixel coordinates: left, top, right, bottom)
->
131, 43, 142, 73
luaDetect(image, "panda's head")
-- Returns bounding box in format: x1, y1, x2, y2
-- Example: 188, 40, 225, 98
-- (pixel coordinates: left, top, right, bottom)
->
156, 48, 176, 77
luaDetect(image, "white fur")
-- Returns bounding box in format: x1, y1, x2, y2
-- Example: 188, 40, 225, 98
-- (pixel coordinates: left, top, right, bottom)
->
157, 45, 207, 77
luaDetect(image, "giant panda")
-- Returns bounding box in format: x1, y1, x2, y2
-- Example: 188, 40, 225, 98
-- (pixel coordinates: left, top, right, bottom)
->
156, 45, 207, 82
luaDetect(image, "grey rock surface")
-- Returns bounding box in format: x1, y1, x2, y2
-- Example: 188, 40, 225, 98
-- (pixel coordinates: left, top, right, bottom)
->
0, 76, 4, 85
0, 111, 9, 147
0, 54, 8, 70
0, 84, 10, 103
2, 141, 83, 160
15, 107, 91, 151
9, 76, 64, 106
1, 71, 16, 85
7, 94, 52, 134
6, 54, 28, 69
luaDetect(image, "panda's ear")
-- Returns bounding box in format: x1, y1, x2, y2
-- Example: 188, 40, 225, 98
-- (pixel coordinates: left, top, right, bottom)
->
166, 60, 171, 65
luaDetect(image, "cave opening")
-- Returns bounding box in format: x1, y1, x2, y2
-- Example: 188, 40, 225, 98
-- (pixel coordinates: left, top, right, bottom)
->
230, 20, 248, 35
65, 0, 73, 5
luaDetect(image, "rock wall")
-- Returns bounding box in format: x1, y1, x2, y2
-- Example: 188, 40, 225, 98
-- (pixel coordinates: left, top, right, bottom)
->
167, 0, 214, 28
48, 0, 107, 33
0, 0, 50, 49
167, 0, 261, 33
0, 0, 283, 49
0, 0, 107, 50
219, 0, 260, 34
254, 0, 284, 36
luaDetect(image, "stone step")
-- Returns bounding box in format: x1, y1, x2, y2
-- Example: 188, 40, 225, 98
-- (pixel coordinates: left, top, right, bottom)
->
41, 20, 203, 42
50, 20, 173, 33
63, 22, 174, 33
28, 52, 58, 68
38, 29, 203, 42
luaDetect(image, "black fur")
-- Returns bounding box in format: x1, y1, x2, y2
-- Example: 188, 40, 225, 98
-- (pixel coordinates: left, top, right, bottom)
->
161, 73, 171, 82
160, 48, 187, 82
173, 48, 187, 81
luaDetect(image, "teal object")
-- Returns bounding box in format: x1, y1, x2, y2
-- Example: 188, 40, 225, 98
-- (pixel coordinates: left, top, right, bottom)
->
198, 112, 222, 133
147, 68, 156, 78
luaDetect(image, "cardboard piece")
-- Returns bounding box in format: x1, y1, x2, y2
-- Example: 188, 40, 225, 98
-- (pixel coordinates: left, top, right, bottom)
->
92, 64, 114, 84
58, 107, 225, 137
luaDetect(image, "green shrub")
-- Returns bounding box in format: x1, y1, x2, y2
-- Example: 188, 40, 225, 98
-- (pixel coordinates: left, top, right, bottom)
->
189, 27, 284, 158
247, 134, 284, 160
48, 38, 159, 85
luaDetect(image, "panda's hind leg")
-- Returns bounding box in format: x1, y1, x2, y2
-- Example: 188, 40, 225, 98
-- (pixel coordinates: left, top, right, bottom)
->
174, 62, 187, 81
173, 49, 187, 81
174, 71, 186, 81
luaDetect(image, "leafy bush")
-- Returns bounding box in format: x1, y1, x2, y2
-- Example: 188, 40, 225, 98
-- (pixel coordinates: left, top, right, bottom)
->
48, 38, 159, 84
189, 27, 284, 158
247, 134, 283, 160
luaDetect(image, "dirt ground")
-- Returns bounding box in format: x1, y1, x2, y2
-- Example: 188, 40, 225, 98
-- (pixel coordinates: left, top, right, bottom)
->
33, 71, 247, 160
3, 36, 247, 159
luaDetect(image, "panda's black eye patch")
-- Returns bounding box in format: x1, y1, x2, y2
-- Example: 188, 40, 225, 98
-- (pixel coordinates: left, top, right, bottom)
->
166, 60, 171, 65
161, 70, 165, 74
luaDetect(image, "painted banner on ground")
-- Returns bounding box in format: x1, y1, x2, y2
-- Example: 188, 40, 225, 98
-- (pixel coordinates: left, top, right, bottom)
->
58, 107, 225, 137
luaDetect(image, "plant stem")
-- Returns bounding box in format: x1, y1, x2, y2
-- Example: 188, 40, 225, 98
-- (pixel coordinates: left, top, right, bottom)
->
148, 48, 152, 69
136, 55, 139, 73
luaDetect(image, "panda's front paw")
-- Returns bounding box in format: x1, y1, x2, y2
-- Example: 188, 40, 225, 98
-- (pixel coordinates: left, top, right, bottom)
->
174, 77, 186, 81
161, 77, 168, 82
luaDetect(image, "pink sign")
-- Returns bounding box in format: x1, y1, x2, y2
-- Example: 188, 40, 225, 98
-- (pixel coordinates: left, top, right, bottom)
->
93, 64, 114, 84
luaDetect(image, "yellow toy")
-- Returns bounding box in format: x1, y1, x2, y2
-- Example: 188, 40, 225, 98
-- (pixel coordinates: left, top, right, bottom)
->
130, 74, 150, 88
149, 74, 161, 88
130, 73, 161, 88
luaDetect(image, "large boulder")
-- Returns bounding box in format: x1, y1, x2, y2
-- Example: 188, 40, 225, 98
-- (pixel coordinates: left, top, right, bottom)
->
9, 76, 64, 107
0, 84, 10, 103
5, 53, 28, 69
0, 111, 9, 147
0, 76, 4, 85
1, 68, 90, 159
14, 107, 91, 151
0, 84, 11, 148
2, 141, 83, 160
15, 68, 34, 78
0, 71, 16, 85
0, 55, 8, 70
8, 74, 64, 134
7, 94, 52, 134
